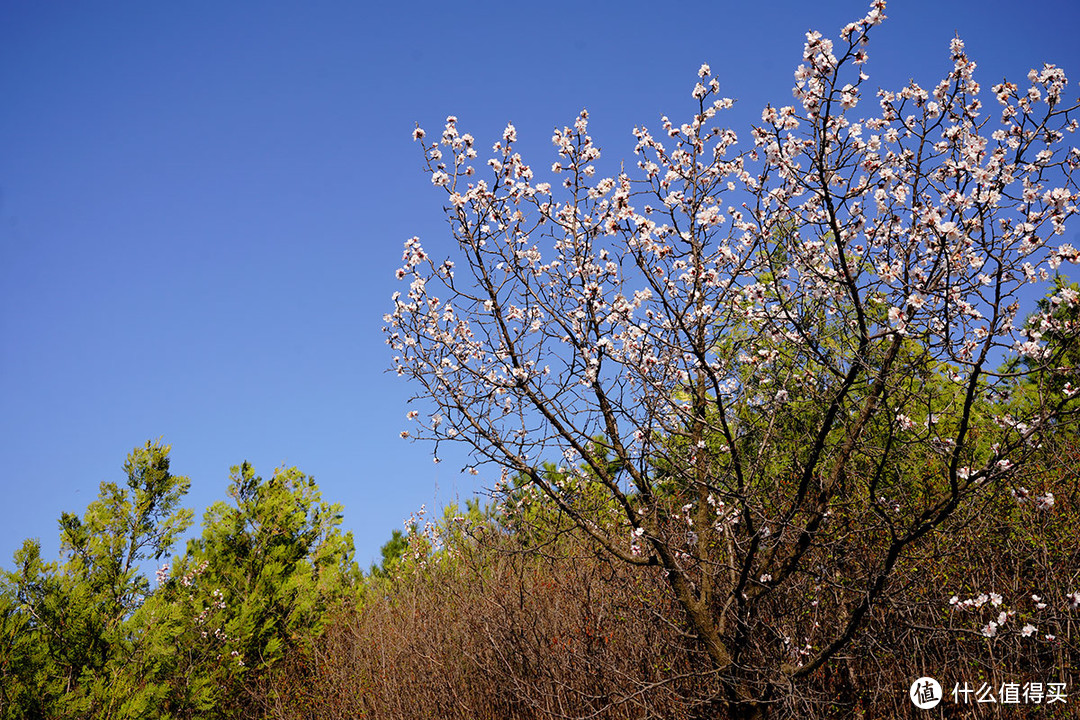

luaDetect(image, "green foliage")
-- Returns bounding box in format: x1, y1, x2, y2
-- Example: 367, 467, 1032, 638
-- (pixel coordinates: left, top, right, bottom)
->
0, 444, 358, 720
370, 528, 408, 578
135, 462, 359, 718
0, 440, 192, 719
1004, 274, 1080, 418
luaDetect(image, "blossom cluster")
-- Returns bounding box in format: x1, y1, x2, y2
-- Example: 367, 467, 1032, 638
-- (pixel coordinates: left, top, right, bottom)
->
949, 590, 1078, 641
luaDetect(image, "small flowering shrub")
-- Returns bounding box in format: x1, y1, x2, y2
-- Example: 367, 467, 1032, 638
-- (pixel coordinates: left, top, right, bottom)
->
385, 1, 1080, 715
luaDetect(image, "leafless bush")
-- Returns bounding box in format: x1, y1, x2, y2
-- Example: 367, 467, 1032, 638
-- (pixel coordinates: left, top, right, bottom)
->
262, 448, 1077, 719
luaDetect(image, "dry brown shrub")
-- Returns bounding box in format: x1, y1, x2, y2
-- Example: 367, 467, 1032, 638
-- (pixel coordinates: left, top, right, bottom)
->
263, 521, 724, 719
261, 443, 1079, 720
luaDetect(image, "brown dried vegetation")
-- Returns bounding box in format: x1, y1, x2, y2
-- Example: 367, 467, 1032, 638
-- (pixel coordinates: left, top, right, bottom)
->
260, 441, 1079, 720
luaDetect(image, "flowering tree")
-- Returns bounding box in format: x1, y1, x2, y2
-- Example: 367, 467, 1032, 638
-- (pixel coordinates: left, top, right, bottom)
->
385, 1, 1080, 715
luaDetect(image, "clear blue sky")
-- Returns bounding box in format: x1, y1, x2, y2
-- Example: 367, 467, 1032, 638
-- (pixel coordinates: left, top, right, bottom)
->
2, 0, 1078, 569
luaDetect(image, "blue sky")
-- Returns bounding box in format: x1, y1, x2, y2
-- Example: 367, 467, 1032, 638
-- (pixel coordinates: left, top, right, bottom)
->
2, 0, 1078, 569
